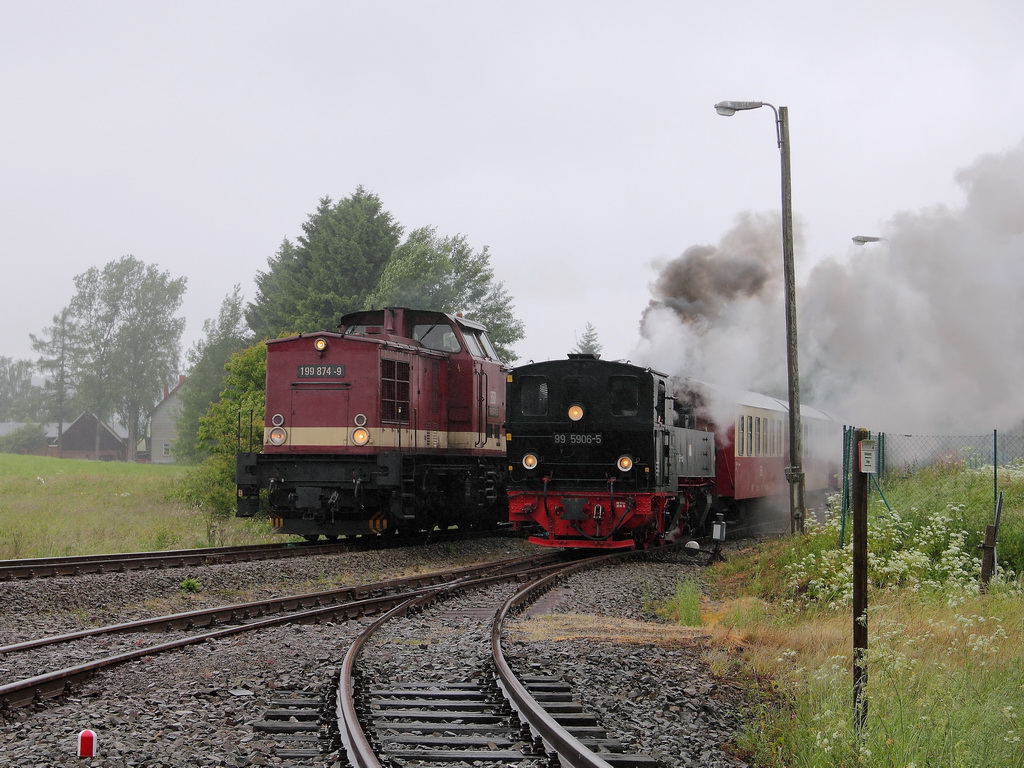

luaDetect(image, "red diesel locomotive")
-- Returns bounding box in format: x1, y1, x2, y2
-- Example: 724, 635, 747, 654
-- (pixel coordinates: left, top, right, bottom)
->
235, 307, 507, 540
505, 355, 839, 549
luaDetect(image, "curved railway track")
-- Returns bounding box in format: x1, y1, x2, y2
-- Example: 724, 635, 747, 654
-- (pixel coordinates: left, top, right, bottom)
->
337, 547, 675, 768
0, 552, 559, 712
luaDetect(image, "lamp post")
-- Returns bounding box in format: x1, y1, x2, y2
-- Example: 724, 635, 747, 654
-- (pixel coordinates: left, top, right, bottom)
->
714, 100, 805, 533
851, 235, 887, 246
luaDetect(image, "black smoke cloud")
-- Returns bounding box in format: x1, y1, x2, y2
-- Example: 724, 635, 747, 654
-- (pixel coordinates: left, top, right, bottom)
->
636, 138, 1024, 434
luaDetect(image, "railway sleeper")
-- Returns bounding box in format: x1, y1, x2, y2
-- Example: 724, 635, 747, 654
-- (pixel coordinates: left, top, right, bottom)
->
521, 675, 663, 765
252, 688, 340, 763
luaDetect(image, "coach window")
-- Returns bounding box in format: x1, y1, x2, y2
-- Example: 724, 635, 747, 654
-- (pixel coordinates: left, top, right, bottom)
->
520, 376, 549, 416
737, 416, 744, 456
746, 416, 754, 457
609, 375, 639, 417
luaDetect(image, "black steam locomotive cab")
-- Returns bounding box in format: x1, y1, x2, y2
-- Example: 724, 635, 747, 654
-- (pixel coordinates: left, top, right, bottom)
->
506, 355, 715, 549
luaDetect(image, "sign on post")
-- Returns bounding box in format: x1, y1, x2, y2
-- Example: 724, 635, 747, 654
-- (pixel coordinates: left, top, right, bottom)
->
859, 439, 877, 474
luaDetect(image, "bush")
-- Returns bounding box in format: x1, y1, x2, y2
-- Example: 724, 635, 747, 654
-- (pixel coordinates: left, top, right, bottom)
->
0, 424, 48, 455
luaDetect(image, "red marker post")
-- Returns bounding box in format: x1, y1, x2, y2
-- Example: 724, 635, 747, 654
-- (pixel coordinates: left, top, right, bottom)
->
77, 729, 96, 758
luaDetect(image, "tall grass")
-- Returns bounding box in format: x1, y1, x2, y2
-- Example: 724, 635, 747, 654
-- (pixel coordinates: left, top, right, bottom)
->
671, 466, 1024, 767
0, 454, 275, 558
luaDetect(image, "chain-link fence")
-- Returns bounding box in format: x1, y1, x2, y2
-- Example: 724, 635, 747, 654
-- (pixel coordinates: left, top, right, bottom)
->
838, 427, 1024, 567
842, 428, 1024, 500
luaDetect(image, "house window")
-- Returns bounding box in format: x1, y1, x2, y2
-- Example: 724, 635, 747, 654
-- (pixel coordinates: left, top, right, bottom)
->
162, 443, 171, 457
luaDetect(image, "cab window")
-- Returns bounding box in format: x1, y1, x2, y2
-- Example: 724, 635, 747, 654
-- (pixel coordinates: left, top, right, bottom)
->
520, 376, 548, 416
413, 323, 461, 353
609, 375, 639, 416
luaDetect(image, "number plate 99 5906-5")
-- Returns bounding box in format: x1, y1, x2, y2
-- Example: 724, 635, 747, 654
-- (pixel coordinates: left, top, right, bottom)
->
554, 433, 602, 445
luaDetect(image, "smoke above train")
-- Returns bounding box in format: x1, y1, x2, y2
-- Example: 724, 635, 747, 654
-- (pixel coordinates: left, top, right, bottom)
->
637, 138, 1024, 435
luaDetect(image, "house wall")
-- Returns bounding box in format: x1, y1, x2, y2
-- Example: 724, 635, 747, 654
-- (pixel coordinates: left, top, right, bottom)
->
150, 390, 183, 464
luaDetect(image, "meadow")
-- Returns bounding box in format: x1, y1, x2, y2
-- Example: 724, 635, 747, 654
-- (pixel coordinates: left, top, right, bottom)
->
0, 454, 273, 558
668, 461, 1024, 767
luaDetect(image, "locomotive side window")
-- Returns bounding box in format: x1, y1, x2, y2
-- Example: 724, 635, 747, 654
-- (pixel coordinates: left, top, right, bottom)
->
381, 359, 411, 423
609, 375, 639, 417
477, 331, 500, 360
520, 376, 549, 416
461, 332, 485, 357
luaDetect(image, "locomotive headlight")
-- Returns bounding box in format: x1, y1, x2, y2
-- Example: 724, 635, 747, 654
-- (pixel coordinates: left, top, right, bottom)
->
352, 427, 370, 446
616, 454, 634, 472
567, 404, 584, 422
522, 453, 539, 470
271, 413, 285, 427
269, 427, 288, 446
314, 337, 328, 352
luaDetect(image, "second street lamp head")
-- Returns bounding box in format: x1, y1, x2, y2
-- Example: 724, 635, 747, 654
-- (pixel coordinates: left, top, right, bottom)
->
852, 235, 884, 245
715, 100, 766, 116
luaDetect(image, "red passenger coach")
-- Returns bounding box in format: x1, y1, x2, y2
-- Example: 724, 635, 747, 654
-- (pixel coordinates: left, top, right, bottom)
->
674, 379, 841, 521
236, 307, 507, 540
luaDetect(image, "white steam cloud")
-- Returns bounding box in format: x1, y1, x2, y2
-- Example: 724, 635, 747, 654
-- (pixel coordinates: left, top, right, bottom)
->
635, 138, 1024, 435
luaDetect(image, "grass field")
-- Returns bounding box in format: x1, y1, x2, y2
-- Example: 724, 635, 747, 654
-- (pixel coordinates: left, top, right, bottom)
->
665, 463, 1024, 767
0, 454, 274, 558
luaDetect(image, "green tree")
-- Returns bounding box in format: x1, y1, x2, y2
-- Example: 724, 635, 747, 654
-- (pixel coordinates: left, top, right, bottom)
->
0, 357, 44, 421
30, 308, 77, 453
571, 322, 603, 357
366, 226, 525, 361
246, 188, 403, 339
174, 286, 252, 463
68, 256, 187, 460
175, 342, 267, 517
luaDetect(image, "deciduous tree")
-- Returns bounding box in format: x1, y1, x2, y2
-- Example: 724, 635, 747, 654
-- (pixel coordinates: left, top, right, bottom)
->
68, 256, 187, 460
0, 357, 43, 421
367, 226, 525, 360
175, 286, 252, 462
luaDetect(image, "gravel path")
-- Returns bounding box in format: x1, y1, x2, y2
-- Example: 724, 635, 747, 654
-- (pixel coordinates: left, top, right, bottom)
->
0, 539, 752, 767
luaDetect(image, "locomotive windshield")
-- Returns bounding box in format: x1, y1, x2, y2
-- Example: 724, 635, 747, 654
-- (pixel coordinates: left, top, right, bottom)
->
519, 376, 549, 416
609, 375, 639, 416
413, 323, 462, 352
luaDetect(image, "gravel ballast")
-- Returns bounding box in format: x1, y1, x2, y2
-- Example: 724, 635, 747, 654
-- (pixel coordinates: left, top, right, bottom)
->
0, 539, 752, 767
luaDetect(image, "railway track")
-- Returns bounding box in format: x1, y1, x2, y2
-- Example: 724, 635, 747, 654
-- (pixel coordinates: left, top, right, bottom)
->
336, 547, 673, 768
0, 528, 508, 580
0, 552, 559, 712
0, 542, 727, 766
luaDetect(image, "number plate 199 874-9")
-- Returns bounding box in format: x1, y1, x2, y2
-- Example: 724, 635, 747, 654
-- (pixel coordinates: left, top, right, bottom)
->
297, 364, 345, 378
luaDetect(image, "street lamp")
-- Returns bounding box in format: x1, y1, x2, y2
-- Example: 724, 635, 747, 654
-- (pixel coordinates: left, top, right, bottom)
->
851, 235, 887, 245
714, 99, 805, 534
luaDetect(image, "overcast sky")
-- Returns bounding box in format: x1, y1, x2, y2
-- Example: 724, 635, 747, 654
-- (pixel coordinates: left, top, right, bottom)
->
3, 2, 1023, 433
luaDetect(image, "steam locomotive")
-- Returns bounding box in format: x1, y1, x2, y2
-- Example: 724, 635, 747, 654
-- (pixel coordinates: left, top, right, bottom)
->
505, 355, 839, 549
235, 307, 507, 540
